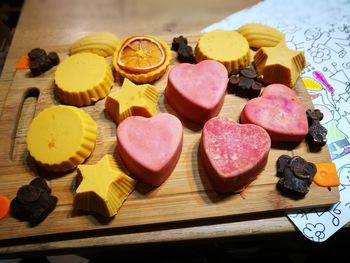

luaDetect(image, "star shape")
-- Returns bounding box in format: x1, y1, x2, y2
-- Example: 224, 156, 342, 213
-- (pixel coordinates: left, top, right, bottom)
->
74, 154, 136, 217
253, 43, 306, 87
105, 78, 160, 124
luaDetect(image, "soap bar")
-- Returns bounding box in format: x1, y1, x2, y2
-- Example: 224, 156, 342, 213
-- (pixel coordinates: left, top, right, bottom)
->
253, 43, 306, 87
237, 23, 285, 48
55, 53, 113, 106
241, 84, 308, 142
112, 35, 171, 84
165, 60, 228, 124
26, 105, 97, 172
69, 32, 121, 57
117, 113, 183, 187
200, 116, 271, 193
195, 30, 250, 74
74, 154, 136, 217
105, 78, 160, 124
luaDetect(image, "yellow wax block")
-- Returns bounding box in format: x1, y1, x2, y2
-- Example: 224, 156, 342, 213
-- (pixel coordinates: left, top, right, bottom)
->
26, 105, 97, 172
54, 53, 113, 106
69, 32, 121, 57
195, 30, 250, 74
74, 154, 137, 217
105, 78, 160, 124
112, 35, 171, 84
237, 23, 285, 48
253, 43, 306, 87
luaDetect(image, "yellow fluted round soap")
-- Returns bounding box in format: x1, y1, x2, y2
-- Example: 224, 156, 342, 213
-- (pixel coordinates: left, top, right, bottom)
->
55, 53, 113, 106
195, 30, 250, 74
26, 105, 97, 172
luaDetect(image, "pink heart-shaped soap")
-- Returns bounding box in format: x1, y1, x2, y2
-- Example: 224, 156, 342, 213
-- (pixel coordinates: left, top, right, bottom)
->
117, 113, 183, 187
241, 84, 308, 142
165, 60, 228, 124
201, 117, 271, 193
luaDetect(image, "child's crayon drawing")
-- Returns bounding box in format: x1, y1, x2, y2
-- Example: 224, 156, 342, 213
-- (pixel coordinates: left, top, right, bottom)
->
203, 0, 350, 241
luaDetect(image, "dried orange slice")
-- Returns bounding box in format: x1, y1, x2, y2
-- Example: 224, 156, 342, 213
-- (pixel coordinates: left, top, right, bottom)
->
113, 35, 171, 84
117, 36, 166, 73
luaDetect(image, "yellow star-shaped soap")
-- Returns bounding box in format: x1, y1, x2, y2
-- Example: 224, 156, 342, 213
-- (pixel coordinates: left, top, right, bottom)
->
105, 78, 160, 124
74, 154, 136, 217
253, 43, 306, 87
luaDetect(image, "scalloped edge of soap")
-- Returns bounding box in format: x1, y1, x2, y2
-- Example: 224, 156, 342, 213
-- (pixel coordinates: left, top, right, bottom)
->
112, 35, 172, 84
236, 23, 285, 48
55, 53, 114, 106
27, 105, 97, 172
194, 30, 250, 75
69, 32, 121, 57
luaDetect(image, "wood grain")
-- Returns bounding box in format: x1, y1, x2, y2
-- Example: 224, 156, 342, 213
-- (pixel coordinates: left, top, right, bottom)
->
0, 35, 339, 242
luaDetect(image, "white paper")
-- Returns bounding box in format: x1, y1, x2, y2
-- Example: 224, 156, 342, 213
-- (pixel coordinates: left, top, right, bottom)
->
202, 0, 350, 241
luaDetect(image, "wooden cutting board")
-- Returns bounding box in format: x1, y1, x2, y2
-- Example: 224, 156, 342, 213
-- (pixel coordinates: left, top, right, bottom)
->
0, 34, 339, 241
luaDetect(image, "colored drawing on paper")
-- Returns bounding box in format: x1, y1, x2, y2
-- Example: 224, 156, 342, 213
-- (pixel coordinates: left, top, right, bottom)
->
201, 0, 350, 242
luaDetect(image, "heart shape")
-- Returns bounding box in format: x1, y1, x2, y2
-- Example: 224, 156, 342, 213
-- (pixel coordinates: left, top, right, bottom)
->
116, 113, 183, 187
165, 60, 228, 124
201, 117, 271, 193
241, 84, 308, 142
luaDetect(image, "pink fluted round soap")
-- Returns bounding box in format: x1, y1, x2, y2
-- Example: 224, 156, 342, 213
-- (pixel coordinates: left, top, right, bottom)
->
240, 84, 308, 142
116, 113, 183, 187
165, 60, 228, 124
201, 116, 271, 193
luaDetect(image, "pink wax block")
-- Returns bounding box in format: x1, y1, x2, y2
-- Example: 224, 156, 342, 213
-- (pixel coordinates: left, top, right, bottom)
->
116, 113, 183, 187
165, 60, 228, 124
201, 116, 271, 193
241, 84, 308, 142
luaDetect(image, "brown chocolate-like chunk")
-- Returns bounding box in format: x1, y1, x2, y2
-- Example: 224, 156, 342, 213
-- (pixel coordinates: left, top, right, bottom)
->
307, 109, 324, 123
289, 156, 315, 180
308, 122, 327, 147
171, 36, 188, 51
10, 177, 57, 226
10, 198, 26, 220
28, 48, 46, 60
30, 177, 51, 193
28, 48, 59, 77
229, 74, 240, 85
241, 68, 257, 79
278, 167, 311, 194
17, 185, 42, 204
277, 155, 291, 174
29, 60, 42, 77
276, 155, 316, 195
25, 192, 57, 225
177, 43, 195, 63
37, 55, 53, 72
238, 76, 254, 89
227, 66, 263, 98
306, 108, 327, 148
48, 52, 60, 66
252, 81, 262, 90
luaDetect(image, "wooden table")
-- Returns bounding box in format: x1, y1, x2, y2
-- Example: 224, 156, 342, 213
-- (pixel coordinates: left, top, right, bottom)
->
0, 0, 347, 258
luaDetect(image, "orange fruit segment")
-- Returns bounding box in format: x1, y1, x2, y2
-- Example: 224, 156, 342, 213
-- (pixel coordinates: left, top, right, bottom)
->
117, 36, 166, 73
